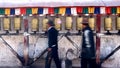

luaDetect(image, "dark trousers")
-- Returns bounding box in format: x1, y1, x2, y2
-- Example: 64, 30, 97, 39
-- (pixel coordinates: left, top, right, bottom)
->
45, 48, 61, 68
81, 58, 97, 68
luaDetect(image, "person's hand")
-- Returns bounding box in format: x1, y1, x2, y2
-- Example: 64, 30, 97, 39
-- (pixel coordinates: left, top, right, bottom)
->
47, 48, 52, 51
96, 33, 104, 38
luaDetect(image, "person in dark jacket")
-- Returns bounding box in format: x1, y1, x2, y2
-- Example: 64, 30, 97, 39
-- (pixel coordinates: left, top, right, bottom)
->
80, 18, 96, 68
45, 20, 61, 68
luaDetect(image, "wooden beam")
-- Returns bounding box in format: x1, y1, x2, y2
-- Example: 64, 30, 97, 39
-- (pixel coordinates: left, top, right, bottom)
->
96, 14, 101, 65
23, 19, 29, 66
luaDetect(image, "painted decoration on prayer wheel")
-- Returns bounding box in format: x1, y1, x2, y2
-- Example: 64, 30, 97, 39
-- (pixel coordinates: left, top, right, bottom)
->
14, 17, 21, 30
104, 16, 112, 31
76, 16, 83, 30
65, 16, 72, 30
42, 18, 48, 31
116, 16, 120, 30
88, 17, 95, 30
31, 18, 39, 31
54, 17, 61, 31
3, 17, 10, 31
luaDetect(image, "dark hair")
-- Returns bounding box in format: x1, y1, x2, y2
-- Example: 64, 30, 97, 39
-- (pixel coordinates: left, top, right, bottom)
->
47, 20, 55, 26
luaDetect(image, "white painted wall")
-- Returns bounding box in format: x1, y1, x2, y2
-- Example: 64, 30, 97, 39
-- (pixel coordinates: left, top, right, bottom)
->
0, 35, 120, 67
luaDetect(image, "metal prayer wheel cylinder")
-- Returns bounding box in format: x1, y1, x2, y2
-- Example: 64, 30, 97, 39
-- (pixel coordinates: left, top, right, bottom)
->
116, 16, 120, 30
88, 17, 95, 30
54, 17, 61, 31
76, 17, 83, 30
31, 18, 39, 31
42, 18, 48, 31
65, 16, 72, 30
14, 17, 21, 30
104, 16, 112, 31
3, 17, 10, 31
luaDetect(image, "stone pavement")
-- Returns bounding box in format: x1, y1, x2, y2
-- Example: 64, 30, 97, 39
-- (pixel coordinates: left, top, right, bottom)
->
30, 58, 80, 68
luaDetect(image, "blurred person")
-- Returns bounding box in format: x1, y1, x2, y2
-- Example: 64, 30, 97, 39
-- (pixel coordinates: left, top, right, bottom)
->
45, 20, 61, 68
80, 18, 96, 68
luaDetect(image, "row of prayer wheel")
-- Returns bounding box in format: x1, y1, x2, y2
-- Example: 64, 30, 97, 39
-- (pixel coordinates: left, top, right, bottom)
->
3, 17, 39, 32
105, 16, 120, 31
1, 16, 120, 33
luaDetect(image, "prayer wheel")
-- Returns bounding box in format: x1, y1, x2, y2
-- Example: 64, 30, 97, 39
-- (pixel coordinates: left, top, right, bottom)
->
88, 17, 95, 30
116, 16, 120, 34
104, 16, 112, 34
42, 18, 48, 31
14, 17, 21, 30
3, 17, 10, 31
31, 18, 39, 32
104, 16, 112, 31
116, 16, 120, 30
54, 17, 61, 31
76, 16, 83, 30
65, 16, 72, 30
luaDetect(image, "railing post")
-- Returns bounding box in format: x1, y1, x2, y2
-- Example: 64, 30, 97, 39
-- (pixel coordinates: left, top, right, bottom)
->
96, 14, 101, 67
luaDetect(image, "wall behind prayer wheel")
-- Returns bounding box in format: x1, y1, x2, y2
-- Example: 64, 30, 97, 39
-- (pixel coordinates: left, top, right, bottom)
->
0, 35, 120, 68
100, 35, 120, 68
0, 35, 48, 66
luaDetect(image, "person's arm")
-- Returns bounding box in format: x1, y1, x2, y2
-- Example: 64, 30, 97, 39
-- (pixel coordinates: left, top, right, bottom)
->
47, 30, 53, 51
84, 30, 91, 47
48, 30, 54, 48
